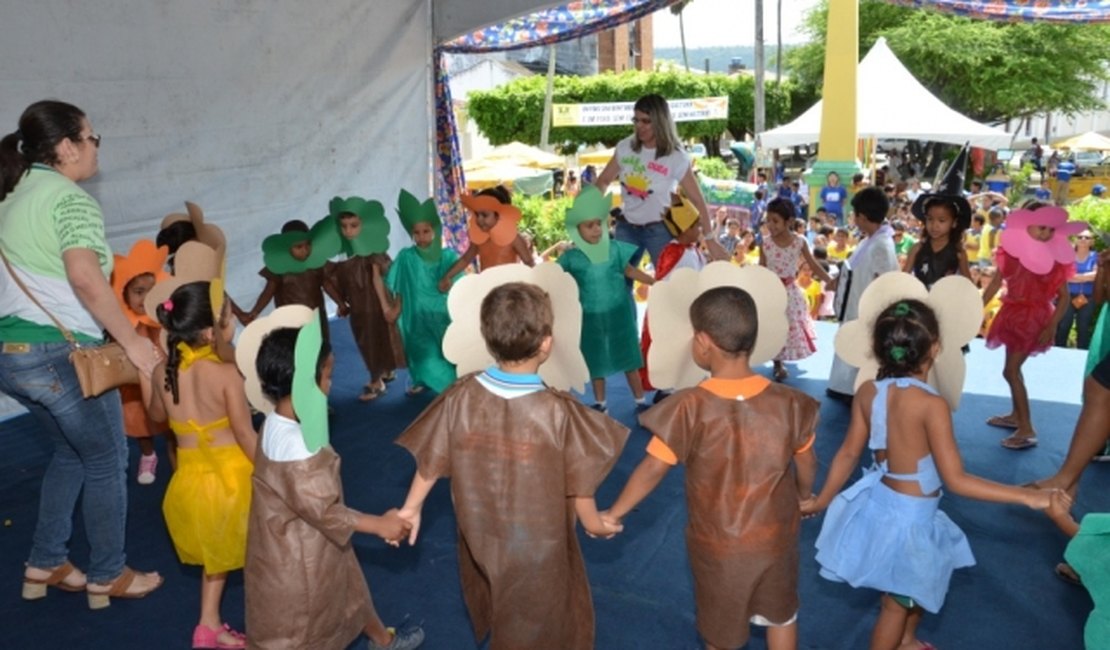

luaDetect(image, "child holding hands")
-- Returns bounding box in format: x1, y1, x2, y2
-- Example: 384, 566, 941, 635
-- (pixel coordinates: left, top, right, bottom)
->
802, 299, 1051, 650
240, 310, 422, 650
396, 282, 627, 650
604, 285, 819, 650
437, 185, 534, 292
146, 281, 256, 648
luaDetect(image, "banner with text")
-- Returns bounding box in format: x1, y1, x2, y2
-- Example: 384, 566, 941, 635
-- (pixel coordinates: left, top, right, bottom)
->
552, 97, 728, 127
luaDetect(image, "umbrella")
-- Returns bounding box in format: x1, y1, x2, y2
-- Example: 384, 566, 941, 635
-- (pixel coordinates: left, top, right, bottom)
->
464, 163, 553, 195
471, 142, 564, 169
1051, 131, 1110, 151
578, 148, 614, 167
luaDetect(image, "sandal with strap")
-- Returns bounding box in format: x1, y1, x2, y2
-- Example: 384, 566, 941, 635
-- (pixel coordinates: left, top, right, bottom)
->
22, 561, 86, 600
193, 623, 247, 649
86, 566, 163, 610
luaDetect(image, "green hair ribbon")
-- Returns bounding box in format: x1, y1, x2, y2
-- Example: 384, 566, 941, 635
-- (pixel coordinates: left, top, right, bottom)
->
889, 345, 908, 362
893, 302, 911, 317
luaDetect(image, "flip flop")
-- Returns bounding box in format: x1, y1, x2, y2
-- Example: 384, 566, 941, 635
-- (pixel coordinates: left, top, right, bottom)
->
1001, 435, 1038, 450
359, 384, 386, 402
1055, 562, 1082, 586
986, 415, 1020, 429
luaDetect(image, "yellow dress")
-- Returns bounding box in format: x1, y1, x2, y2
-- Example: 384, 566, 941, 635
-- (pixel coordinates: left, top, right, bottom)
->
161, 344, 253, 574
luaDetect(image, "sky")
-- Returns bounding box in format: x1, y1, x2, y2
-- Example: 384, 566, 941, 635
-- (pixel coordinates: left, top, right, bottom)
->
652, 0, 824, 48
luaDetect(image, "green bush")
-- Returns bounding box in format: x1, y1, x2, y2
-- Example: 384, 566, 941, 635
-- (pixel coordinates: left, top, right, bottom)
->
517, 194, 573, 255
1067, 197, 1110, 250
695, 156, 732, 180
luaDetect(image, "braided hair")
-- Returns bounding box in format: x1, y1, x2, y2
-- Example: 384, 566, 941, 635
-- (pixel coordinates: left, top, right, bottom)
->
154, 281, 214, 404
873, 299, 939, 379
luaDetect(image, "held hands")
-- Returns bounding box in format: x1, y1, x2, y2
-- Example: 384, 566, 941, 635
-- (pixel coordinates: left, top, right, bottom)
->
377, 509, 413, 547
396, 505, 422, 546
124, 336, 163, 378
1044, 489, 1074, 523
336, 302, 351, 318
798, 495, 822, 518
584, 511, 623, 540
437, 276, 452, 294
384, 299, 401, 324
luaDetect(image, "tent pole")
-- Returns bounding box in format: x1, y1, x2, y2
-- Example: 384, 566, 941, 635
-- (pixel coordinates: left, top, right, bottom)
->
540, 46, 557, 149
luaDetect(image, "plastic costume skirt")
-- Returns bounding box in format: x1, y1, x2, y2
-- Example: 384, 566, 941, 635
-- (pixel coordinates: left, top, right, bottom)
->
163, 444, 253, 574
815, 469, 975, 613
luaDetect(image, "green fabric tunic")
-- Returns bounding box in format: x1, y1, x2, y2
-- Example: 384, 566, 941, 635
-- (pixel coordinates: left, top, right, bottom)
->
385, 246, 459, 393
1064, 513, 1110, 649
557, 241, 643, 379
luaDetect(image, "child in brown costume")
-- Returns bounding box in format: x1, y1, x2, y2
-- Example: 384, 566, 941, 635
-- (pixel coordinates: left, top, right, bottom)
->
240, 308, 422, 650
327, 197, 402, 401
604, 285, 820, 650
241, 219, 343, 341
396, 282, 627, 650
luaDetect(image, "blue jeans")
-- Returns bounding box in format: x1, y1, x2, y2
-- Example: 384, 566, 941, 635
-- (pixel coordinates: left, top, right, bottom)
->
614, 220, 672, 269
0, 342, 128, 582
1055, 296, 1095, 349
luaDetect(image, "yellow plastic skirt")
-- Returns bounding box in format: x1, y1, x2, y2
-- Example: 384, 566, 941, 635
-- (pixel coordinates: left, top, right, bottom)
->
162, 444, 253, 574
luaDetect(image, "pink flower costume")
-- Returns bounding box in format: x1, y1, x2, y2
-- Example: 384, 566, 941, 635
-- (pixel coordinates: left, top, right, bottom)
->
985, 206, 1085, 356
764, 235, 817, 360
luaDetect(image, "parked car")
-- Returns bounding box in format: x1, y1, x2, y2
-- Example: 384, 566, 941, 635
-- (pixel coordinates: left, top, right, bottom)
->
1071, 150, 1106, 175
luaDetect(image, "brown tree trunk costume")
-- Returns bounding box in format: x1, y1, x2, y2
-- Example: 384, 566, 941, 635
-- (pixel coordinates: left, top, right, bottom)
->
331, 254, 402, 377
261, 265, 332, 342
397, 375, 628, 649
245, 440, 375, 649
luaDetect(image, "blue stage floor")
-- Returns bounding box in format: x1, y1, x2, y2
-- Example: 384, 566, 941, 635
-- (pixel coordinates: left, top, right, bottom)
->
0, 320, 1103, 649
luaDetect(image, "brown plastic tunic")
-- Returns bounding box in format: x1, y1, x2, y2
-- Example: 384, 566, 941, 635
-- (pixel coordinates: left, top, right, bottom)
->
639, 382, 819, 649
330, 254, 402, 376
397, 374, 629, 650
260, 264, 333, 341
244, 442, 374, 650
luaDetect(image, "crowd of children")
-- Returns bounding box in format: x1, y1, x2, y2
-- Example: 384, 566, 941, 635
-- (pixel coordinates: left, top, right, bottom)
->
40, 136, 1098, 650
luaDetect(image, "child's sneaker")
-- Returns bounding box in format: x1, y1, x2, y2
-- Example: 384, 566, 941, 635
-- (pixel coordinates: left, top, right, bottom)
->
590, 402, 608, 414
368, 625, 424, 650
137, 452, 157, 485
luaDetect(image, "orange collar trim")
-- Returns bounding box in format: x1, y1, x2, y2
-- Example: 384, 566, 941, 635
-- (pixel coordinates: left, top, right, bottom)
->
698, 375, 771, 400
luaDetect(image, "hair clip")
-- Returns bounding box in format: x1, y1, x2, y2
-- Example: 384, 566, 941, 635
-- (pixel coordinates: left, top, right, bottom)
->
162, 299, 174, 312
893, 302, 911, 317
889, 345, 908, 362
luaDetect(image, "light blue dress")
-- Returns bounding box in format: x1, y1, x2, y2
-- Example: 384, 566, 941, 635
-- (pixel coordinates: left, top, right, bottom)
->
815, 377, 975, 613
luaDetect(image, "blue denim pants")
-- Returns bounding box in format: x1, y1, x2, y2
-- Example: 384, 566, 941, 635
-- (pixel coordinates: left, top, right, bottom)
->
1055, 296, 1095, 350
0, 342, 128, 582
614, 219, 672, 269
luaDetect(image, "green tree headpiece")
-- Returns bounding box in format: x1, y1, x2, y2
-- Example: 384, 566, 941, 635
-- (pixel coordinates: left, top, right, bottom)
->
328, 196, 390, 257
262, 217, 342, 275
396, 189, 443, 262
564, 185, 612, 264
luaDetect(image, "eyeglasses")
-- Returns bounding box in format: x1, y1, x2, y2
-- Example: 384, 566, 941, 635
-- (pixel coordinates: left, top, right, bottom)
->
1077, 235, 1093, 240
76, 133, 101, 148
631, 117, 652, 125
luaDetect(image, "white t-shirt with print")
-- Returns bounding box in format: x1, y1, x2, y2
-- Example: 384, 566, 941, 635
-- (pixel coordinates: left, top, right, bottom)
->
614, 135, 691, 226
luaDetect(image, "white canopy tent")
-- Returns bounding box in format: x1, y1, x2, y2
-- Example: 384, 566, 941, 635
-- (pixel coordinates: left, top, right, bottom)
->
759, 37, 1014, 151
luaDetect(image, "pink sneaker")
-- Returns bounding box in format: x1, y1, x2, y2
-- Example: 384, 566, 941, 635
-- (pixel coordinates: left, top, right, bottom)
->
137, 453, 157, 485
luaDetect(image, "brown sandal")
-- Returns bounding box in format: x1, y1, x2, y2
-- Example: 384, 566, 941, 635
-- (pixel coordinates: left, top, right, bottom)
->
86, 566, 163, 610
22, 561, 86, 600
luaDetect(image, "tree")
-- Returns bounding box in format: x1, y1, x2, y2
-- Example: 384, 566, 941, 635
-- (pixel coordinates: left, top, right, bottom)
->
784, 0, 1110, 175
671, 0, 696, 73
786, 0, 1110, 125
465, 70, 792, 153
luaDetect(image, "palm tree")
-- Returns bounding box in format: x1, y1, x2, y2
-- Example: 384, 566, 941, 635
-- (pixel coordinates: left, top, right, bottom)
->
671, 0, 695, 72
